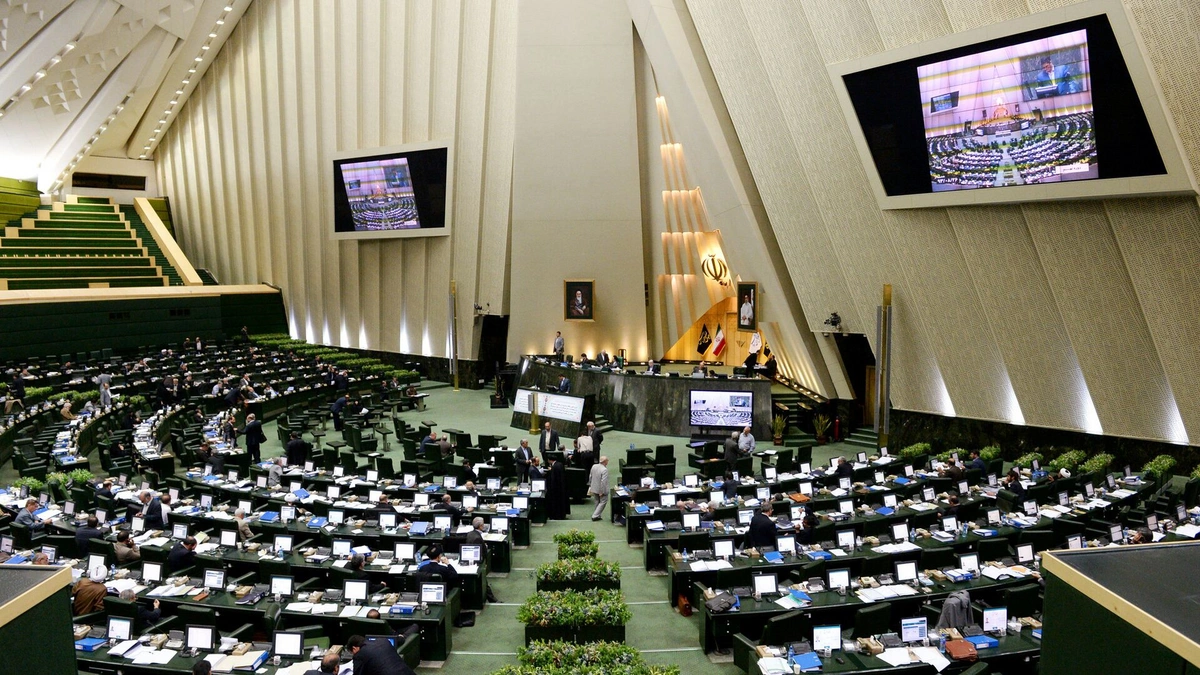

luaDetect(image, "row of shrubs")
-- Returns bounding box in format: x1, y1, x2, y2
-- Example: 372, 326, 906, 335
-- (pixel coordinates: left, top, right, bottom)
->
899, 441, 1198, 480
250, 333, 418, 381
12, 468, 96, 494
490, 640, 680, 675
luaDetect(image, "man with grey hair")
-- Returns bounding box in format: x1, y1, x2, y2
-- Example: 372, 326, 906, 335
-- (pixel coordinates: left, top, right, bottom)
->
234, 508, 253, 541
465, 516, 486, 548
724, 431, 740, 472
588, 456, 610, 522
738, 425, 756, 455
267, 456, 284, 486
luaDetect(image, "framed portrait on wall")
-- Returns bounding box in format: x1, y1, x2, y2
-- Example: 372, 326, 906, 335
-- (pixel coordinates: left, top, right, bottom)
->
564, 280, 595, 321
736, 282, 757, 331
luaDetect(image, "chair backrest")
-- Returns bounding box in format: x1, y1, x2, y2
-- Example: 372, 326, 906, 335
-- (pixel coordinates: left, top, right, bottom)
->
653, 463, 675, 484
655, 445, 675, 463
853, 601, 892, 638
1002, 583, 1041, 618
975, 537, 1010, 563
761, 609, 810, 645
678, 531, 711, 552
259, 557, 292, 583
920, 546, 956, 570
103, 596, 139, 621
374, 456, 395, 479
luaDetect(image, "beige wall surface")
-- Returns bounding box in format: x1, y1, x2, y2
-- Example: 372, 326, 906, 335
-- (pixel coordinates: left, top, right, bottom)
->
681, 0, 1200, 445
507, 0, 649, 362
155, 0, 517, 360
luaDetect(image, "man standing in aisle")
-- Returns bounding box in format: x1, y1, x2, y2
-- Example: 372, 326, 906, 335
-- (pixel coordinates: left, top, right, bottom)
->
515, 439, 535, 484
239, 413, 266, 463
724, 431, 740, 473
588, 456, 610, 522
738, 425, 756, 456
553, 332, 565, 361
538, 421, 560, 459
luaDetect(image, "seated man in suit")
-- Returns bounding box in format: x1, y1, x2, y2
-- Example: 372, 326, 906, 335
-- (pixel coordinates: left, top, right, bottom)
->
75, 515, 106, 555
747, 501, 777, 550
833, 458, 854, 481
645, 360, 661, 374
432, 494, 464, 525
413, 544, 460, 586
167, 536, 198, 571
303, 652, 342, 675
418, 431, 439, 456
15, 498, 50, 532
967, 449, 986, 473
345, 634, 416, 675
114, 530, 141, 563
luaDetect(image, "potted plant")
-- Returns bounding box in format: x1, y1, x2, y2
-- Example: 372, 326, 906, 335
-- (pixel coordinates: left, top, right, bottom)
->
12, 476, 46, 495
771, 415, 786, 445
1140, 454, 1177, 482
517, 589, 632, 645
45, 472, 70, 502
812, 414, 831, 445
1013, 452, 1044, 470
536, 558, 621, 592
491, 640, 681, 675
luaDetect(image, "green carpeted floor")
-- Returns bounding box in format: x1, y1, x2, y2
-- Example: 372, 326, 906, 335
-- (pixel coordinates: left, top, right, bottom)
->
11, 383, 858, 674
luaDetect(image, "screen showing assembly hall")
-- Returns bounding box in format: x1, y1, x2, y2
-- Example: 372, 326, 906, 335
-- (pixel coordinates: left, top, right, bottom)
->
919, 29, 1096, 191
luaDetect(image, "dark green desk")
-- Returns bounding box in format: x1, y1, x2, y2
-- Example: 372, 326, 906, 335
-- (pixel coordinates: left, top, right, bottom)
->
746, 631, 1041, 674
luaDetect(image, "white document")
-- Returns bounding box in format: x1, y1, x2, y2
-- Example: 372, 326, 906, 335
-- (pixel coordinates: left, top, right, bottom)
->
774, 594, 802, 609
285, 602, 313, 612
339, 605, 360, 618
756, 657, 791, 675
389, 565, 407, 574
912, 647, 951, 672
877, 648, 917, 667
109, 640, 140, 657
1173, 524, 1200, 538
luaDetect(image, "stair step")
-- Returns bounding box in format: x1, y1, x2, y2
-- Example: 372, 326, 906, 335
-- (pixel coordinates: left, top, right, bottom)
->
844, 437, 878, 449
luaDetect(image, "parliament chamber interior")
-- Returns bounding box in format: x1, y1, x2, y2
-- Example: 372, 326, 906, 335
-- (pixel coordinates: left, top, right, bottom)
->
0, 1, 1198, 675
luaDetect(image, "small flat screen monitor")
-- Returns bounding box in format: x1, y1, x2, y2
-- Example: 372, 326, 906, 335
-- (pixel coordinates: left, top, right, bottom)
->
988, 474, 998, 487
238, 500, 252, 514
491, 517, 509, 533
1032, 460, 1040, 472
227, 471, 238, 483
220, 530, 237, 548
274, 534, 293, 553
0, 536, 11, 554
271, 575, 294, 597
689, 390, 754, 427
813, 625, 842, 652
142, 562, 163, 584
1109, 524, 1124, 543
63, 501, 75, 516
327, 486, 341, 500
304, 461, 315, 472
460, 544, 482, 564
710, 492, 723, 505
895, 560, 918, 582
799, 482, 813, 496
682, 513, 701, 530
1084, 482, 1095, 497
883, 494, 898, 508
487, 477, 501, 491
881, 447, 888, 456
922, 487, 936, 502
901, 617, 927, 644
367, 470, 380, 483
289, 481, 302, 493
434, 515, 452, 531
983, 607, 1008, 633
281, 505, 296, 522
173, 524, 188, 539
753, 573, 778, 596
764, 467, 777, 481
892, 522, 910, 542
420, 582, 446, 604
332, 539, 352, 557
256, 476, 267, 488
513, 496, 529, 510
800, 462, 811, 474
379, 513, 398, 529
203, 569, 226, 590
368, 490, 383, 503
958, 553, 979, 573
1067, 534, 1083, 549
838, 477, 852, 490
756, 487, 770, 502
714, 539, 734, 558
1016, 543, 1034, 563
1024, 500, 1039, 517
273, 631, 304, 658
88, 554, 107, 574
187, 625, 215, 651
413, 493, 429, 506
107, 616, 132, 641
942, 516, 958, 532
131, 516, 145, 532
838, 500, 853, 515
329, 509, 345, 525
95, 509, 108, 524
395, 542, 415, 561
737, 509, 754, 525
1147, 514, 1158, 531
958, 481, 970, 495
533, 479, 547, 492
987, 508, 1001, 525
41, 545, 56, 563
790, 506, 804, 521
828, 568, 851, 590
661, 493, 677, 507
874, 471, 885, 484
684, 474, 698, 487
1107, 474, 1117, 489
462, 495, 478, 510
1058, 491, 1070, 506
905, 464, 915, 477
776, 535, 795, 555
343, 579, 369, 604
1178, 504, 1188, 522
836, 530, 856, 550
857, 452, 868, 463
1123, 465, 1132, 478
334, 466, 345, 477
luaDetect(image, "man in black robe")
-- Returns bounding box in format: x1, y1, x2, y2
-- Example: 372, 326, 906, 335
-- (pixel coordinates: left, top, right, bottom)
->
546, 456, 569, 520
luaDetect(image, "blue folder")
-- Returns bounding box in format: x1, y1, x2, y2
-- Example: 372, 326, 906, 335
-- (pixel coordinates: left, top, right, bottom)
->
806, 550, 832, 561
75, 638, 107, 652
875, 507, 895, 516
634, 504, 650, 514
790, 650, 822, 671
893, 477, 910, 485
966, 635, 999, 649
258, 511, 280, 523
307, 517, 328, 528
293, 488, 310, 499
763, 551, 784, 563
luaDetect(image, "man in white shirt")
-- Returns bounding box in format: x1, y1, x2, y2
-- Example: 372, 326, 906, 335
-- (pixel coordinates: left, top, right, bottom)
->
738, 426, 756, 455
588, 456, 610, 521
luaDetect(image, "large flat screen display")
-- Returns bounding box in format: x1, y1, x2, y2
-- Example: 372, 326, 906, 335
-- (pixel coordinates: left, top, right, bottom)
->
690, 390, 753, 428
829, 0, 1194, 208
919, 29, 1097, 192
331, 142, 451, 239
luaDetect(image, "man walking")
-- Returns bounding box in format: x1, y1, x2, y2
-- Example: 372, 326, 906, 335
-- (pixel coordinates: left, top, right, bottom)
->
588, 456, 610, 522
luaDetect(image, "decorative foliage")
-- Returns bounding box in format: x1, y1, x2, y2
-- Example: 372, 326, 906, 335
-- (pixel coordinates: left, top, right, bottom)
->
1013, 452, 1044, 469
68, 468, 96, 485
45, 472, 69, 485
12, 476, 46, 493
979, 445, 1002, 462
812, 414, 831, 438
249, 334, 416, 379
488, 641, 681, 675
558, 542, 599, 560
1080, 453, 1114, 475
1047, 449, 1087, 473
936, 448, 966, 462
517, 589, 632, 628
1191, 465, 1200, 480
553, 529, 596, 546
772, 415, 787, 438
899, 443, 931, 459
537, 558, 620, 584
1141, 454, 1177, 479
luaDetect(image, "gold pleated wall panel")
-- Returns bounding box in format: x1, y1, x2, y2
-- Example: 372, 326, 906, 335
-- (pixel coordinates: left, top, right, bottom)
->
156, 0, 516, 358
